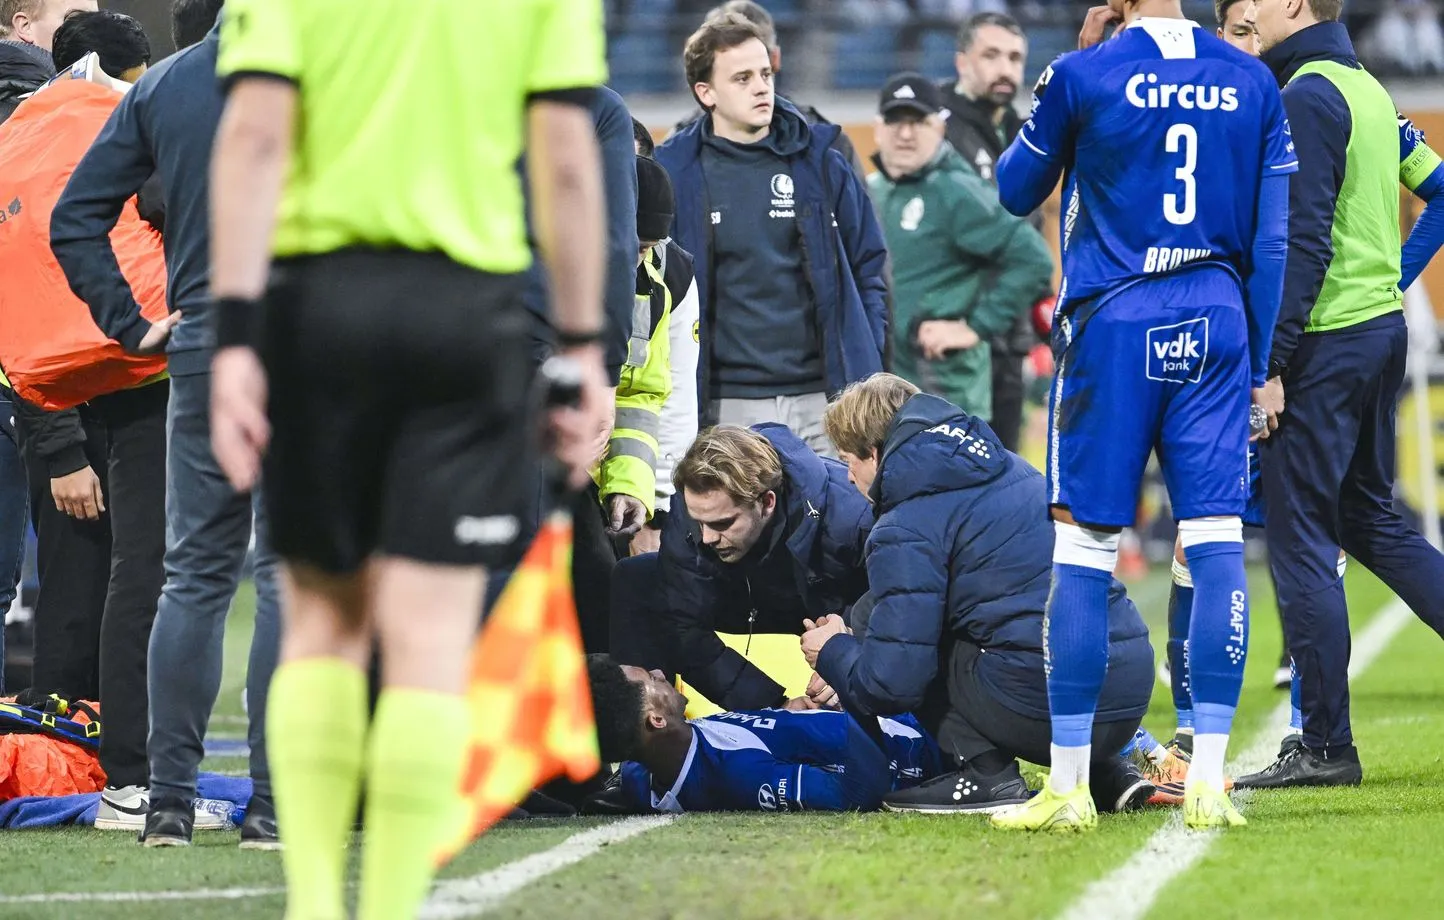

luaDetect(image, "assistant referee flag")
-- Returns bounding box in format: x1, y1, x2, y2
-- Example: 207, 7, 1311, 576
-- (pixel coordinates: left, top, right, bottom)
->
439, 512, 601, 863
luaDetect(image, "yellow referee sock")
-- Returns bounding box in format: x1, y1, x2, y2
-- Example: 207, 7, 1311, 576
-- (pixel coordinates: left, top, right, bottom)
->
357, 688, 470, 920
267, 658, 367, 920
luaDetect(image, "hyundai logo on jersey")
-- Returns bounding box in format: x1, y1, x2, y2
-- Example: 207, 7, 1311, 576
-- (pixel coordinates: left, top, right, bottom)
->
1145, 318, 1209, 384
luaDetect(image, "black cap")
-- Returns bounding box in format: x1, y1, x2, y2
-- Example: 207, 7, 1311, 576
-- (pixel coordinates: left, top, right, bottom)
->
636, 155, 675, 243
879, 72, 943, 118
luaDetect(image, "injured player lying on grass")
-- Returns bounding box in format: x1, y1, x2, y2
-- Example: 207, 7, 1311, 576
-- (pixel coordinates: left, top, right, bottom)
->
585, 654, 944, 813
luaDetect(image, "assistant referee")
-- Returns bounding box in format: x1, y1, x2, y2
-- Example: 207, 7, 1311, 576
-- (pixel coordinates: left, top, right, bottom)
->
207, 1, 611, 918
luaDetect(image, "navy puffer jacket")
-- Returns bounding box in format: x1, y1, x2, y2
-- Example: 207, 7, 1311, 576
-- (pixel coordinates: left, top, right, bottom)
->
816, 394, 1153, 721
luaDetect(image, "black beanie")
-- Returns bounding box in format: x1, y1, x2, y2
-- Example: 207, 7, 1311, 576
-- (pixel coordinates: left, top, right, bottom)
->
636, 155, 675, 243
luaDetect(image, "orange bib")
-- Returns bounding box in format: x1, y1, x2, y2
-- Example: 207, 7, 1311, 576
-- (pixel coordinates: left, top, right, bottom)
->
0, 80, 168, 410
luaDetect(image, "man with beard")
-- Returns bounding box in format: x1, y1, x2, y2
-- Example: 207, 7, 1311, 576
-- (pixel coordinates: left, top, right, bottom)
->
936, 11, 1043, 453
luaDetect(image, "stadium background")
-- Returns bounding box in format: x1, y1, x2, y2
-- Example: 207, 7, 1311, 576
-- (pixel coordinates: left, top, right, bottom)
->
99, 0, 1444, 529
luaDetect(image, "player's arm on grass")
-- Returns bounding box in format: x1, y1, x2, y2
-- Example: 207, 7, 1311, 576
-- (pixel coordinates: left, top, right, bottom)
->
815, 520, 948, 716
1399, 115, 1444, 291
1269, 76, 1346, 378
946, 184, 1054, 340
720, 747, 888, 812
996, 58, 1076, 218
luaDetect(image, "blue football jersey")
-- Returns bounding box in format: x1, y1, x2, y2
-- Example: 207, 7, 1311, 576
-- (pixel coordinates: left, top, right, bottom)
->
1018, 18, 1297, 312
619, 709, 943, 814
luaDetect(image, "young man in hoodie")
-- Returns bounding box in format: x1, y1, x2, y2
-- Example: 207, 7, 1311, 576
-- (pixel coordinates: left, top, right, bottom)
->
655, 13, 888, 456
610, 424, 873, 713
670, 1, 864, 178
868, 72, 1053, 425
49, 0, 281, 849
802, 373, 1155, 818
937, 11, 1042, 453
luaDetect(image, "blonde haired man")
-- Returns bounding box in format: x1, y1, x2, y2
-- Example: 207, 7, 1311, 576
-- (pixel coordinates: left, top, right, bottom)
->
801, 374, 1155, 816
608, 423, 873, 712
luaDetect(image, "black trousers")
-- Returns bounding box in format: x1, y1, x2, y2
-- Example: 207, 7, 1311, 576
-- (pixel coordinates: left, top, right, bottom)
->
989, 345, 1026, 454
23, 406, 111, 702
918, 641, 1139, 769
25, 384, 167, 788
93, 383, 168, 787
1262, 318, 1444, 752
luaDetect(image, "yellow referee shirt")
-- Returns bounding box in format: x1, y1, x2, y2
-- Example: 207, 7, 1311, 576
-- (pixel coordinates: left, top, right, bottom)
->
216, 0, 608, 275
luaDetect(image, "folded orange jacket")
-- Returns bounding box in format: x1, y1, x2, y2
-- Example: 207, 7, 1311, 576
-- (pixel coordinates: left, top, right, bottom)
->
0, 80, 168, 410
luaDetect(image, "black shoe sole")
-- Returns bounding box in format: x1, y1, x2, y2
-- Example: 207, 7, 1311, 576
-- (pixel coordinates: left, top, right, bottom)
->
142, 835, 191, 848
882, 797, 1030, 815
1111, 779, 1156, 813
1233, 771, 1362, 790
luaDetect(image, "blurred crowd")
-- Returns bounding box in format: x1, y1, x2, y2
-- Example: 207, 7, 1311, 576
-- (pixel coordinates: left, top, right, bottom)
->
603, 0, 1444, 92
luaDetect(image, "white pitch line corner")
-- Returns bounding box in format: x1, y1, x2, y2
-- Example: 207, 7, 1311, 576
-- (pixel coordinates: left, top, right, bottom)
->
1059, 598, 1412, 920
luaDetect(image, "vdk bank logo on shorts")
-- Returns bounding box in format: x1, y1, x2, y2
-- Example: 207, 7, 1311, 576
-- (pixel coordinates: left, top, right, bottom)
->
1145, 317, 1208, 384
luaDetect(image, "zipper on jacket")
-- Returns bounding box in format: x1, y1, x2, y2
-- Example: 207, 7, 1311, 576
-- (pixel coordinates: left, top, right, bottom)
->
744, 576, 758, 656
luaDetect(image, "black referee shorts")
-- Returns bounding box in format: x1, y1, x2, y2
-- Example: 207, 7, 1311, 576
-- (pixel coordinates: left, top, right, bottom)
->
260, 249, 536, 574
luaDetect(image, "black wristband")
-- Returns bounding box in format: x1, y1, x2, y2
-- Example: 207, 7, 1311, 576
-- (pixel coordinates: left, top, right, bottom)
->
555, 328, 604, 348
1267, 357, 1288, 380
214, 296, 263, 350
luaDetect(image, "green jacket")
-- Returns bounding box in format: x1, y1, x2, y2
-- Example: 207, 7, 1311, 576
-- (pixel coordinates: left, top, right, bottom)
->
867, 143, 1052, 419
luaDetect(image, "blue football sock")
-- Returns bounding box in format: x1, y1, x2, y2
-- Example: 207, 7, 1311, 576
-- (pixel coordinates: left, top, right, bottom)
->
1045, 562, 1113, 748
1167, 564, 1195, 732
1183, 538, 1249, 734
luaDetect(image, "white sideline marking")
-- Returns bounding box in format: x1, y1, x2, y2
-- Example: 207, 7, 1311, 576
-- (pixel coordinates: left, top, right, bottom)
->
1059, 598, 1412, 920
0, 886, 285, 905
420, 815, 676, 919
0, 816, 674, 910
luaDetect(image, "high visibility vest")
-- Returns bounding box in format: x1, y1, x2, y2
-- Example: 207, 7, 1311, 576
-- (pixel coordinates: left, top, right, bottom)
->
597, 256, 674, 516
0, 80, 169, 409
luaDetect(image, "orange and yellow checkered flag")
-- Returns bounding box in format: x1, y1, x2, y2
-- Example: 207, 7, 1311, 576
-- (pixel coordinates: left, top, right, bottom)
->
438, 511, 601, 864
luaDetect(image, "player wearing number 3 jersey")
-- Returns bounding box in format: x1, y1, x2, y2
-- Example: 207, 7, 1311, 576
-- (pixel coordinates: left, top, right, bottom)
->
992, 2, 1293, 832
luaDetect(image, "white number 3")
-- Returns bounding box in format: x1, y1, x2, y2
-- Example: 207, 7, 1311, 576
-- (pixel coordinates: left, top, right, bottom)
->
1164, 123, 1197, 226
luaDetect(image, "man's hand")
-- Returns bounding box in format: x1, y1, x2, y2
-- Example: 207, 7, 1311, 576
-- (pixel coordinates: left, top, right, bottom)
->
1079, 5, 1124, 49
630, 522, 662, 556
800, 614, 850, 668
588, 390, 617, 466
781, 695, 819, 712
917, 319, 981, 361
133, 311, 182, 356
211, 346, 270, 491
548, 345, 612, 490
606, 494, 647, 538
52, 466, 104, 521
1253, 377, 1285, 441
806, 673, 840, 710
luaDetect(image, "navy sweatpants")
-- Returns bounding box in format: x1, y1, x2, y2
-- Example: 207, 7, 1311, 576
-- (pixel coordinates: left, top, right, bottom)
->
1260, 314, 1444, 752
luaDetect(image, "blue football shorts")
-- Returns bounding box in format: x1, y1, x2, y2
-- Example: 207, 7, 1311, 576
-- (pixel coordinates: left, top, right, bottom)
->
1047, 269, 1251, 527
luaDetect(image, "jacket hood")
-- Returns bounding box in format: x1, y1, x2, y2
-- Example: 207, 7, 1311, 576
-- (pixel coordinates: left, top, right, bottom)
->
756, 422, 833, 516
672, 96, 828, 162
1260, 21, 1357, 86
872, 394, 1009, 512
0, 40, 54, 94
